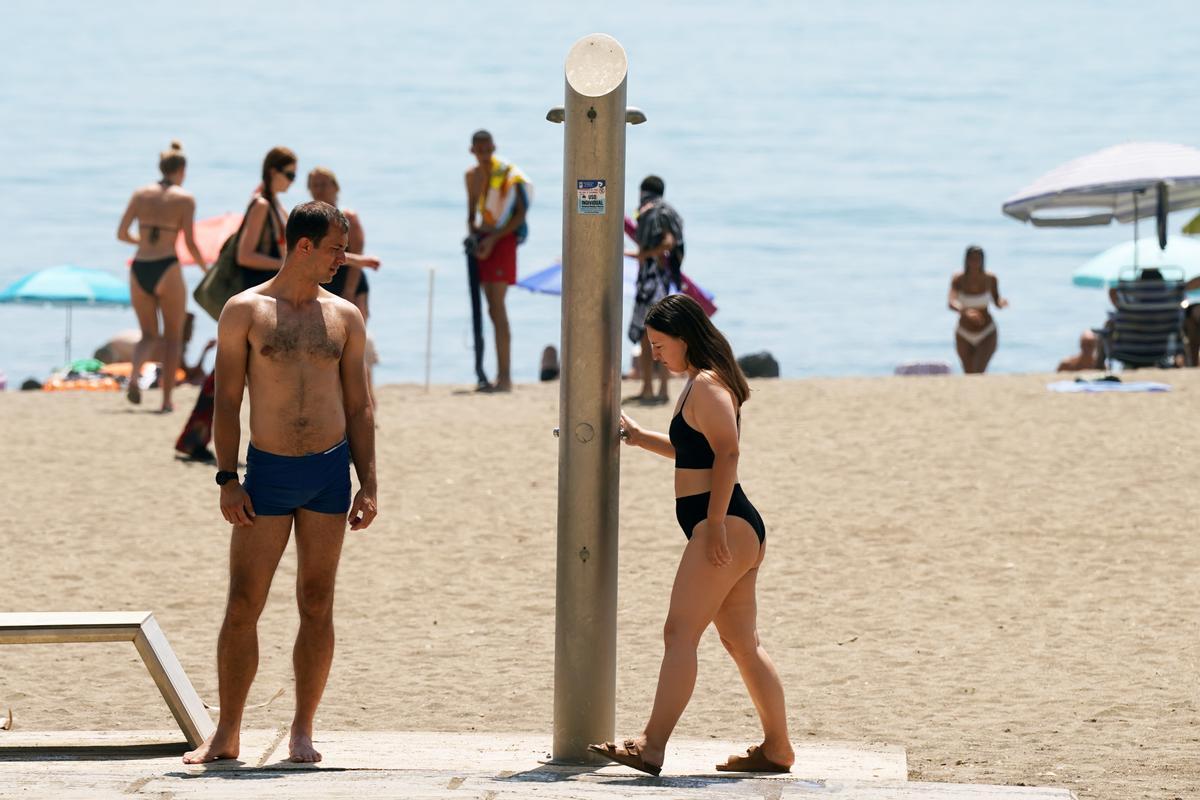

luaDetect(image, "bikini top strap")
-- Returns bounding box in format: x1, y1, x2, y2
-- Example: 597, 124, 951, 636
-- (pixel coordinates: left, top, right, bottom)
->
678, 380, 695, 410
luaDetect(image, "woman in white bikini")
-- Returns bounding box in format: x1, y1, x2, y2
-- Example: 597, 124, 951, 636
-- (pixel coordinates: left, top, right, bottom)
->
948, 245, 1008, 374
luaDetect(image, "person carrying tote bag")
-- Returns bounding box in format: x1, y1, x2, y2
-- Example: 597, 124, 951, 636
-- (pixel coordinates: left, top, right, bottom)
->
192, 200, 255, 322
193, 146, 296, 321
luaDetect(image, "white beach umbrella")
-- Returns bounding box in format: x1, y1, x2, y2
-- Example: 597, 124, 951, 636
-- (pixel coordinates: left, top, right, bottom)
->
1002, 142, 1200, 238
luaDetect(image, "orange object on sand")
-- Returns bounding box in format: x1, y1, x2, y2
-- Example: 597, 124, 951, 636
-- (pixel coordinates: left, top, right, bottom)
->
43, 376, 120, 392
100, 362, 187, 382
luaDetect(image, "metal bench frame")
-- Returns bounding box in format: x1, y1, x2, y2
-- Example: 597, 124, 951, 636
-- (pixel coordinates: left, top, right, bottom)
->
0, 611, 214, 747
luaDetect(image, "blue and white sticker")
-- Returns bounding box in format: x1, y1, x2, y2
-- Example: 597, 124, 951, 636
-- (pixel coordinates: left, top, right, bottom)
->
577, 179, 606, 215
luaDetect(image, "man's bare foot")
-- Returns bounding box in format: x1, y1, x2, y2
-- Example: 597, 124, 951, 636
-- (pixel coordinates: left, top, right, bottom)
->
288, 730, 322, 763
126, 382, 141, 405
493, 380, 513, 393
182, 730, 239, 764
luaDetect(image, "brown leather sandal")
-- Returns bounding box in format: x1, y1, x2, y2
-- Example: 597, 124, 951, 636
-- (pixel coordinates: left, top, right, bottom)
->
588, 739, 663, 776
715, 744, 791, 773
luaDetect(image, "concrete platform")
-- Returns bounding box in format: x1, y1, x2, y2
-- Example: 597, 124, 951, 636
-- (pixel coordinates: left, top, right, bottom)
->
0, 730, 1076, 799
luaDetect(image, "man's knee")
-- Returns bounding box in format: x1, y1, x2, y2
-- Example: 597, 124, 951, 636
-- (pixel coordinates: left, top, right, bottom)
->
486, 295, 508, 322
225, 586, 268, 628
296, 581, 335, 625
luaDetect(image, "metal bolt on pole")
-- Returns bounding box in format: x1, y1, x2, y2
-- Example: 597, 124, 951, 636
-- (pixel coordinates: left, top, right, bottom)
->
547, 33, 645, 764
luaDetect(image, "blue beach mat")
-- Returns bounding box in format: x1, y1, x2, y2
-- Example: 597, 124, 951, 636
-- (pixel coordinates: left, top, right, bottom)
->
1047, 379, 1171, 393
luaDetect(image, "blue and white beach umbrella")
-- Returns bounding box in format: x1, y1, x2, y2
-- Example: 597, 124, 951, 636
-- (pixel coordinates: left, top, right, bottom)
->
0, 265, 131, 364
518, 256, 640, 297
1072, 236, 1200, 288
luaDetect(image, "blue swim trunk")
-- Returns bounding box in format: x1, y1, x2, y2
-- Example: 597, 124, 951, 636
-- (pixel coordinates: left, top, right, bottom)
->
243, 439, 351, 517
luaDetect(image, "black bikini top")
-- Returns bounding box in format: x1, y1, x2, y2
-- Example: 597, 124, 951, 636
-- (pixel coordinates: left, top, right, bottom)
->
669, 381, 739, 470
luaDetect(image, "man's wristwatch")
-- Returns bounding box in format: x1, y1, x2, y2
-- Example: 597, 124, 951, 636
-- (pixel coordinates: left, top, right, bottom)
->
215, 470, 239, 486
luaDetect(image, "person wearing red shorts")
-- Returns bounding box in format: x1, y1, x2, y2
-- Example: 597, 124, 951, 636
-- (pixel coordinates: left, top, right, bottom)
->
465, 129, 531, 392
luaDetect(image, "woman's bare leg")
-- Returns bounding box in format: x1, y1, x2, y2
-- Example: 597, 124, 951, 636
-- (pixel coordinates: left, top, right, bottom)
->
627, 519, 762, 767
713, 549, 794, 767
157, 264, 187, 411
955, 335, 975, 374
128, 277, 159, 405
972, 331, 998, 374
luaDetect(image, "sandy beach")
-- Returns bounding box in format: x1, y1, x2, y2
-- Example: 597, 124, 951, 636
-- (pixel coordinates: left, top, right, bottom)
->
1, 373, 1197, 800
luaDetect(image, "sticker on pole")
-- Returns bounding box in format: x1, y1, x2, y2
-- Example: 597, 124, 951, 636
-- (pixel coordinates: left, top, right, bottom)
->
577, 179, 606, 215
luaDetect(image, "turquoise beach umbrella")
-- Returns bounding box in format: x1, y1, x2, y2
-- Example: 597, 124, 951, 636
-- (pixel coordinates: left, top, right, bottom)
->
0, 265, 131, 364
1072, 236, 1200, 288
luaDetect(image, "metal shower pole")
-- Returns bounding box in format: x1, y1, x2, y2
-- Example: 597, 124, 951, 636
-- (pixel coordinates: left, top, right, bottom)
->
547, 33, 645, 763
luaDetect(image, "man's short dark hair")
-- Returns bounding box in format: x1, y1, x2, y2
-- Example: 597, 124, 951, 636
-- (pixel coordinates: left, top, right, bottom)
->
286, 201, 348, 251
472, 129, 493, 144
640, 175, 665, 197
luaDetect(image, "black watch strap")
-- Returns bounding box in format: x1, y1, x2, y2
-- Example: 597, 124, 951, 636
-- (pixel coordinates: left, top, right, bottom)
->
215, 470, 239, 486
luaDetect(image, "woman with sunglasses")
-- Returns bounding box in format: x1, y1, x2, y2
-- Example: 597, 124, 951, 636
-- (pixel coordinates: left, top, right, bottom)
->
237, 146, 297, 288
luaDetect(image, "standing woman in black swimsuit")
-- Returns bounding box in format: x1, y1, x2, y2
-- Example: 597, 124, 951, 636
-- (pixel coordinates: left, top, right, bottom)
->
117, 140, 207, 412
590, 294, 795, 776
306, 167, 381, 320
236, 146, 296, 289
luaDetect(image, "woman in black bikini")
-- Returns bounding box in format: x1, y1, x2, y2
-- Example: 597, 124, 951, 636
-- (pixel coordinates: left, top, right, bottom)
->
591, 294, 794, 776
236, 146, 296, 289
117, 140, 207, 412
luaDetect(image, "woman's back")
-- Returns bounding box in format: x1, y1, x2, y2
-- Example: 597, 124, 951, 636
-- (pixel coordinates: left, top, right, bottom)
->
131, 183, 191, 259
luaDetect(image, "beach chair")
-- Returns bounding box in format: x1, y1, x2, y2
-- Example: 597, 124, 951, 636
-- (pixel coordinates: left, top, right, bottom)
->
0, 611, 214, 746
1096, 273, 1186, 371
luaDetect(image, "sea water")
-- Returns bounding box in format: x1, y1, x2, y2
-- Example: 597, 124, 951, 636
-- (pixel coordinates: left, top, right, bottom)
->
2, 0, 1199, 386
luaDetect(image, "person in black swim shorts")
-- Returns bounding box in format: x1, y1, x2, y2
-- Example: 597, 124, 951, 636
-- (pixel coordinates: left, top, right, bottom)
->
590, 294, 794, 777
184, 201, 377, 767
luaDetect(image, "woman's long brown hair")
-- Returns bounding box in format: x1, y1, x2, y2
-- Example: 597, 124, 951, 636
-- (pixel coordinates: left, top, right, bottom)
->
260, 146, 296, 206
645, 294, 750, 406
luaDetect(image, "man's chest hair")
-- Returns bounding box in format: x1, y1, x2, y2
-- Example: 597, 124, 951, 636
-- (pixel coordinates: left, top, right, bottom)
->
255, 310, 344, 362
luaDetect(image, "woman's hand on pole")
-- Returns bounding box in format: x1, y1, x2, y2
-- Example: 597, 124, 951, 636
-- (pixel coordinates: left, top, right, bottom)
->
619, 412, 641, 448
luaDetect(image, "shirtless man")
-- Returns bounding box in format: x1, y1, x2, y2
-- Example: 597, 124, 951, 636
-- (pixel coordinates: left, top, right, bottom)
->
183, 201, 377, 765
465, 129, 529, 392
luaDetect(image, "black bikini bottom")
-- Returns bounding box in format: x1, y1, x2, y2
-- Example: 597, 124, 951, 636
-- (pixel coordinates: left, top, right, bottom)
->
675, 483, 765, 544
131, 256, 178, 295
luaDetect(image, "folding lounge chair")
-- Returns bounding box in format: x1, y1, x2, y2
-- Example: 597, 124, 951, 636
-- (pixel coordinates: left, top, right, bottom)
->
1096, 275, 1186, 371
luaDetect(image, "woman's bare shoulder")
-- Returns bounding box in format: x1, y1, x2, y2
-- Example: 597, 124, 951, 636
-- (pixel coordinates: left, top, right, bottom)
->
244, 196, 270, 216
693, 370, 735, 404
